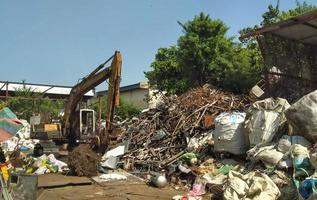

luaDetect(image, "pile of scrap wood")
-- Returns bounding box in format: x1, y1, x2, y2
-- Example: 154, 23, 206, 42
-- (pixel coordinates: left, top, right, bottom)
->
119, 85, 251, 171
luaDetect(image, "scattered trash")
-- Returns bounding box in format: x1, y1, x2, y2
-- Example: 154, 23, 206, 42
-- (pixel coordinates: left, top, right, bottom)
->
223, 171, 281, 200
278, 135, 311, 153
214, 112, 248, 155
285, 90, 317, 143
298, 178, 317, 199
101, 155, 119, 169
3, 85, 317, 200
248, 145, 284, 168
151, 172, 168, 188
98, 173, 127, 182
245, 98, 290, 146
102, 145, 125, 160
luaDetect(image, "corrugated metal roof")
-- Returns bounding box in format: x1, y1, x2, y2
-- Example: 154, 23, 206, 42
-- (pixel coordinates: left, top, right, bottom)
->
240, 10, 317, 45
96, 81, 149, 96
0, 81, 94, 96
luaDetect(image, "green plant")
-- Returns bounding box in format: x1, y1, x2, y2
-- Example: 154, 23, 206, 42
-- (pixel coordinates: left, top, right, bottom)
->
90, 97, 141, 120
6, 85, 64, 120
145, 12, 261, 95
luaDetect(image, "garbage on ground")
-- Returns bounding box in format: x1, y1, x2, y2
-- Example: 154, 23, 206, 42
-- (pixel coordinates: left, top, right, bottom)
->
98, 173, 127, 182
102, 145, 125, 160
214, 112, 248, 155
3, 85, 317, 200
223, 171, 281, 200
118, 85, 250, 173
25, 154, 68, 175
298, 177, 317, 199
247, 145, 284, 168
285, 90, 317, 143
172, 194, 202, 200
151, 172, 168, 188
277, 135, 311, 153
244, 98, 290, 146
101, 155, 119, 169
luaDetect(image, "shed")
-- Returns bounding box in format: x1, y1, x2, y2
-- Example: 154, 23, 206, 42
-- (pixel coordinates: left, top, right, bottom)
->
241, 10, 317, 102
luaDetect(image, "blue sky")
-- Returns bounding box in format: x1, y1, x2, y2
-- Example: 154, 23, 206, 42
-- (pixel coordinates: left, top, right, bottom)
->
1, 0, 316, 90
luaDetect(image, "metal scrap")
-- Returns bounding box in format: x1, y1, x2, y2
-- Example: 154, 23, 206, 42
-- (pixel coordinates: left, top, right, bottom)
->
118, 85, 251, 171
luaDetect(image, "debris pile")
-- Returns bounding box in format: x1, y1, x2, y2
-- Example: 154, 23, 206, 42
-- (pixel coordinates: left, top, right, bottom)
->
99, 88, 317, 200
68, 145, 100, 176
120, 85, 251, 170
3, 85, 317, 200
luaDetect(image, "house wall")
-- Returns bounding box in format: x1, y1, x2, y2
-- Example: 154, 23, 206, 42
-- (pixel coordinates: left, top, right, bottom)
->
120, 88, 149, 109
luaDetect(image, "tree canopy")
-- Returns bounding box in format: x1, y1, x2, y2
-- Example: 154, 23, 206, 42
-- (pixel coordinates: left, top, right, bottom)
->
145, 13, 261, 95
0, 85, 64, 120
146, 1, 316, 96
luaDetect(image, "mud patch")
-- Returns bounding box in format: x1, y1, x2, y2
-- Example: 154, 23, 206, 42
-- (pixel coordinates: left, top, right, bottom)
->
68, 145, 100, 176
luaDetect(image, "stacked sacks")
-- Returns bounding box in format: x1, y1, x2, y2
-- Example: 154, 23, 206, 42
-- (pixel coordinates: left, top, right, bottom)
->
214, 112, 248, 155
285, 90, 317, 143
244, 98, 290, 147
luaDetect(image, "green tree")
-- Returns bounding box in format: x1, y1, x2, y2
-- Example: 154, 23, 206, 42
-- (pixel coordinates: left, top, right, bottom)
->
145, 47, 186, 95
239, 0, 316, 60
91, 97, 141, 120
145, 13, 261, 94
6, 85, 64, 120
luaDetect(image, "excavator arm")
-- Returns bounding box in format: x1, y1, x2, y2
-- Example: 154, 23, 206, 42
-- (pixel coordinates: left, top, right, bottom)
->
63, 51, 122, 144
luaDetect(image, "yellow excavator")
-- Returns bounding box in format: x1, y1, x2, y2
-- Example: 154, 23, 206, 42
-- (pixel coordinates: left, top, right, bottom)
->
30, 51, 122, 148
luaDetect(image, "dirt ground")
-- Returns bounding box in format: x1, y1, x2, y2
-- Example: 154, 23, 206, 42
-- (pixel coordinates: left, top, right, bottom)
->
35, 171, 194, 200
37, 183, 188, 200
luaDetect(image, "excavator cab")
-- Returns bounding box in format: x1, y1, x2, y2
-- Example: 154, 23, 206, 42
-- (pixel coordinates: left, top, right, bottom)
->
80, 109, 95, 138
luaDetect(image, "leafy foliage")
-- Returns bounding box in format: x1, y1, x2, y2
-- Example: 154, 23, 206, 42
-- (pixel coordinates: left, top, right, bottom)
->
0, 100, 7, 110
6, 85, 64, 120
146, 2, 316, 96
145, 13, 262, 95
115, 100, 141, 120
91, 97, 141, 120
239, 0, 316, 63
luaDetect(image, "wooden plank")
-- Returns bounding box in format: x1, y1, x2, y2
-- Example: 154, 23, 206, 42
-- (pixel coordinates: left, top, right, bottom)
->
37, 174, 92, 188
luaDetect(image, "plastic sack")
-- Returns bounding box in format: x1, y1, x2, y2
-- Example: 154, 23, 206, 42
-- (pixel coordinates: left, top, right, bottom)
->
214, 112, 247, 155
291, 144, 311, 186
298, 178, 317, 200
285, 90, 317, 143
223, 171, 281, 200
278, 135, 311, 153
244, 98, 290, 146
247, 145, 283, 168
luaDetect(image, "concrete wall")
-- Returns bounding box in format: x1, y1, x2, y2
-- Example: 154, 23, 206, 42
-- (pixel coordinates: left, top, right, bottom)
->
120, 88, 149, 109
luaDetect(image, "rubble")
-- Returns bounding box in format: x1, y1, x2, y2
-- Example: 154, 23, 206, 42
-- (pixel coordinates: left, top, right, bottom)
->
3, 86, 317, 200
104, 88, 317, 199
119, 85, 250, 171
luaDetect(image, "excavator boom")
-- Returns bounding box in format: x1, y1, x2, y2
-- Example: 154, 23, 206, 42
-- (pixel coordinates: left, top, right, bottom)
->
63, 51, 122, 143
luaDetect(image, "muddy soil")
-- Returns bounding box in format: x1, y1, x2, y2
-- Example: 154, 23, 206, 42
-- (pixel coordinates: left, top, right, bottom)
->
68, 145, 100, 176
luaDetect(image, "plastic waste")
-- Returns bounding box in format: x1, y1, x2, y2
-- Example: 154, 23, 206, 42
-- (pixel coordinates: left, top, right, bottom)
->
298, 178, 317, 200
285, 90, 317, 143
244, 98, 290, 146
214, 112, 248, 155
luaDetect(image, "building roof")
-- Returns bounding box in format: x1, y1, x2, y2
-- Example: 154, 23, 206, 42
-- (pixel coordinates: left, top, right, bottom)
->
97, 81, 149, 96
0, 81, 94, 97
240, 10, 317, 45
